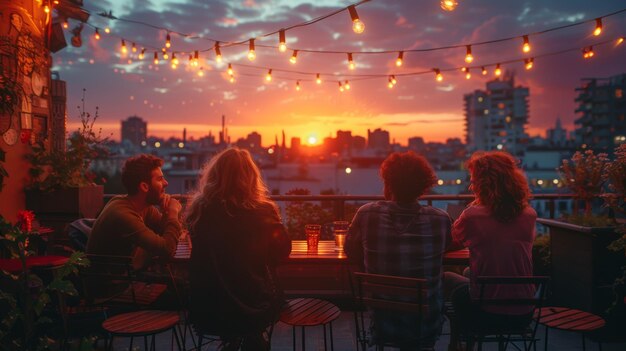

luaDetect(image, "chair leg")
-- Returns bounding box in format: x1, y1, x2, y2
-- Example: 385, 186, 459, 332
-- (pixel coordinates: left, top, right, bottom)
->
144, 335, 149, 351
302, 326, 306, 351
323, 324, 328, 351
329, 321, 335, 351
292, 326, 296, 350
581, 333, 586, 351
197, 333, 203, 351
544, 325, 549, 351
172, 326, 183, 351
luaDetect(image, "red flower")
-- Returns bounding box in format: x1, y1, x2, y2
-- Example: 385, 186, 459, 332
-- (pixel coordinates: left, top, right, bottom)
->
17, 210, 35, 232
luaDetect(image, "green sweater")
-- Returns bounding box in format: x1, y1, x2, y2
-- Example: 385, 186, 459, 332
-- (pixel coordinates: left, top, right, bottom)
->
86, 195, 182, 269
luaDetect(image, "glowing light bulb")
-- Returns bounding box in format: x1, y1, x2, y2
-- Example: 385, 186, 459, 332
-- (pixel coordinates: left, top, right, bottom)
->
296, 81, 301, 91
131, 43, 137, 53
104, 27, 110, 34
62, 20, 69, 29
44, 5, 50, 13
227, 63, 233, 76
465, 69, 471, 79
165, 33, 171, 48
465, 45, 473, 63
197, 67, 204, 77
434, 69, 443, 82
120, 40, 127, 54
171, 63, 177, 69
525, 58, 534, 70
94, 28, 101, 40
290, 50, 298, 64
481, 67, 487, 75
139, 48, 145, 60
593, 18, 602, 36
494, 64, 502, 76
172, 53, 179, 65
440, 0, 458, 11
396, 51, 404, 67
388, 79, 394, 89
347, 53, 355, 70
390, 75, 397, 85
193, 51, 199, 66
153, 52, 159, 64
617, 37, 624, 45
266, 69, 272, 82
279, 29, 287, 52
248, 39, 256, 61
338, 81, 344, 92
344, 80, 351, 90
230, 76, 235, 83
316, 73, 322, 84
583, 46, 594, 59
348, 5, 365, 34
215, 42, 222, 62
522, 35, 531, 53
163, 51, 169, 60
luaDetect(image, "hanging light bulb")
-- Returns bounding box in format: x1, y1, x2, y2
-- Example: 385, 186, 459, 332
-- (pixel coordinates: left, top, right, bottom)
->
583, 46, 595, 59
434, 69, 443, 82
344, 80, 351, 90
197, 67, 205, 77
522, 35, 531, 53
193, 51, 200, 66
465, 68, 471, 80
172, 53, 179, 65
104, 27, 111, 34
230, 75, 236, 83
465, 45, 473, 63
171, 62, 177, 69
279, 29, 287, 52
94, 28, 101, 40
248, 39, 256, 61
188, 54, 193, 65
139, 48, 145, 60
131, 43, 137, 53
593, 18, 602, 36
396, 51, 404, 67
617, 37, 625, 45
481, 66, 487, 75
390, 75, 397, 85
165, 33, 171, 48
388, 78, 394, 89
494, 64, 502, 76
347, 53, 355, 70
316, 73, 322, 84
290, 50, 298, 64
44, 4, 50, 13
215, 42, 222, 62
525, 58, 534, 70
296, 80, 301, 91
153, 52, 159, 64
62, 19, 69, 29
227, 63, 234, 75
440, 0, 458, 11
120, 40, 127, 54
348, 5, 365, 34
162, 49, 169, 60
266, 69, 272, 82
338, 81, 344, 92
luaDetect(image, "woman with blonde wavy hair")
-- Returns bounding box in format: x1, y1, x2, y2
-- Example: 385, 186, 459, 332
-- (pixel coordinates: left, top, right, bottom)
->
446, 151, 536, 349
186, 148, 291, 351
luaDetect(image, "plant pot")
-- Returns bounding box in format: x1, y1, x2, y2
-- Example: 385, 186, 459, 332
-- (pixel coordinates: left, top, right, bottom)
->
25, 185, 104, 219
537, 218, 625, 316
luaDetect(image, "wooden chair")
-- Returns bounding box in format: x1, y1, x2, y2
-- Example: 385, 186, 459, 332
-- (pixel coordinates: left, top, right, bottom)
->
462, 276, 550, 351
352, 272, 432, 351
279, 298, 341, 351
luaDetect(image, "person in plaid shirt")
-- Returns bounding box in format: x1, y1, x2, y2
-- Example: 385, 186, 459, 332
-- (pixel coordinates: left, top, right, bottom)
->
345, 151, 452, 349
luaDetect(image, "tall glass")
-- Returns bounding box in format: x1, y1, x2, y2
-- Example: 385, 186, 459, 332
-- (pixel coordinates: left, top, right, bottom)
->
333, 220, 349, 251
305, 224, 321, 251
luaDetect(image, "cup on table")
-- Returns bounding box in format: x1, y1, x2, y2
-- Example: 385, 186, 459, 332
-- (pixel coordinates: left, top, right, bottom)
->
333, 221, 349, 250
305, 224, 321, 251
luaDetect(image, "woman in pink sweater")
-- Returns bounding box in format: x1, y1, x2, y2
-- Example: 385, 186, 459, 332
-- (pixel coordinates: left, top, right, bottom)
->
447, 151, 536, 347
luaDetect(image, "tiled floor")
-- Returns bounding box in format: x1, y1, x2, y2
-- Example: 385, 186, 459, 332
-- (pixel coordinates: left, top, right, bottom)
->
104, 310, 626, 351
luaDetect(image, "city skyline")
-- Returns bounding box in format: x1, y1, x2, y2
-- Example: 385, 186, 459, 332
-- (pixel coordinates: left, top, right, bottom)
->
55, 1, 626, 145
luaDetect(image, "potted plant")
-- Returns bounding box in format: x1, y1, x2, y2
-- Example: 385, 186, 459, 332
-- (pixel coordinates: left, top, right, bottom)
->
25, 91, 109, 221
538, 148, 626, 333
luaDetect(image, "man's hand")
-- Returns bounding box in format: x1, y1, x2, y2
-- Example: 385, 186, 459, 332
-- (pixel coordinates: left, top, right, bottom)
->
160, 195, 182, 217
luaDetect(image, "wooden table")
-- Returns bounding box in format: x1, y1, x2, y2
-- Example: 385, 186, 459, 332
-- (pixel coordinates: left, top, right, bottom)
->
0, 255, 69, 274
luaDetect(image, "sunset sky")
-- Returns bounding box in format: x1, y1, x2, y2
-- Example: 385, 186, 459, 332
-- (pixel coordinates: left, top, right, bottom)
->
53, 0, 626, 146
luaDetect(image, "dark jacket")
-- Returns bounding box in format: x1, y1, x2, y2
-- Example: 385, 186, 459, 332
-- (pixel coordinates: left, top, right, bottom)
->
188, 201, 291, 336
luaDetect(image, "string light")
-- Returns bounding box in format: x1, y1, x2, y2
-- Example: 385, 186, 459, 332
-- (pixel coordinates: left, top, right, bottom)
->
348, 5, 365, 34
94, 28, 101, 40
522, 35, 531, 53
215, 42, 222, 62
434, 68, 443, 82
388, 78, 394, 89
524, 58, 534, 70
316, 73, 322, 84
153, 52, 159, 64
279, 29, 287, 52
296, 80, 301, 91
583, 46, 595, 58
162, 49, 169, 60
131, 42, 137, 53
396, 51, 404, 67
62, 19, 69, 29
465, 68, 471, 79
290, 50, 298, 64
440, 0, 458, 11
465, 45, 473, 63
338, 81, 344, 92
344, 80, 351, 90
481, 66, 487, 75
44, 4, 50, 13
139, 48, 145, 60
248, 39, 256, 61
230, 75, 235, 83
390, 75, 397, 85
494, 63, 502, 76
227, 63, 234, 75
265, 69, 272, 81
120, 39, 127, 54
165, 33, 171, 48
172, 52, 179, 65
193, 51, 199, 66
197, 67, 204, 77
347, 53, 355, 70
594, 18, 603, 36
104, 27, 110, 34
617, 37, 624, 45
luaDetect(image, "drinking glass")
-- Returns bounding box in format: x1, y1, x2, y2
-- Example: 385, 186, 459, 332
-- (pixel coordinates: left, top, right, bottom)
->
333, 220, 349, 251
305, 224, 321, 251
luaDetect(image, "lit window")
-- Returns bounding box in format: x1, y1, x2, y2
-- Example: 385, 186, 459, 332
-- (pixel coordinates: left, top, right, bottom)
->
505, 116, 512, 123
477, 97, 484, 102
616, 89, 623, 98
484, 109, 489, 115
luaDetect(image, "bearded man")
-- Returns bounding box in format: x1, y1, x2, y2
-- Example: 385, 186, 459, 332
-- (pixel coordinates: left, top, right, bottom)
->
87, 154, 182, 270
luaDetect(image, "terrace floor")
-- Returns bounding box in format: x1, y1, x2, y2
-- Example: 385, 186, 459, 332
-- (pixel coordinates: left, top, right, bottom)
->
105, 310, 625, 350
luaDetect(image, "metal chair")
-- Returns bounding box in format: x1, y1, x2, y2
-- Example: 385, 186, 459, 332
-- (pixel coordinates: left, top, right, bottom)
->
352, 272, 432, 351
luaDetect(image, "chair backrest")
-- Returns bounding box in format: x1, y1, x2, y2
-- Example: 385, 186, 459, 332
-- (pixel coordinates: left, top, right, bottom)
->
80, 254, 136, 304
475, 276, 549, 311
353, 272, 428, 313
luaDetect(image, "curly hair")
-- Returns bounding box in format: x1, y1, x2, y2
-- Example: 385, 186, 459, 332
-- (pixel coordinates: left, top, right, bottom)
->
467, 151, 530, 222
380, 151, 437, 203
121, 154, 163, 195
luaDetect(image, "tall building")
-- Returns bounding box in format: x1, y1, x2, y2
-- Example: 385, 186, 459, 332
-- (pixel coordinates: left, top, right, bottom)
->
574, 73, 626, 153
367, 128, 390, 151
50, 72, 67, 152
546, 117, 569, 147
121, 116, 147, 146
464, 73, 530, 156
